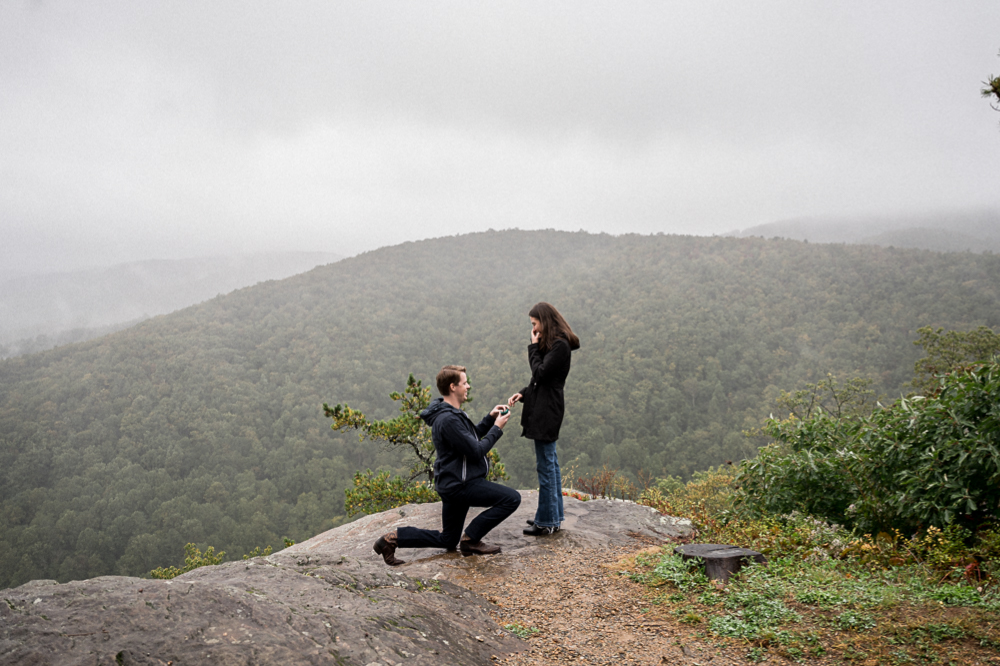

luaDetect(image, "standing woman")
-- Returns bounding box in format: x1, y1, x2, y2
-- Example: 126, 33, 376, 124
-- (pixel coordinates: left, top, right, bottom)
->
508, 302, 580, 536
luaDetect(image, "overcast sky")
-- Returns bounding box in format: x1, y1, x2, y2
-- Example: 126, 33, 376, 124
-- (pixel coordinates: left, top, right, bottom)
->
2, 1, 999, 274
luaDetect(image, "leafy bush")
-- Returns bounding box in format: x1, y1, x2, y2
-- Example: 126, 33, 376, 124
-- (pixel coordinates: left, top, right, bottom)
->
735, 412, 861, 525
629, 460, 1000, 665
736, 362, 1000, 534
149, 541, 289, 579
148, 543, 225, 580
641, 465, 738, 519
344, 469, 441, 516
872, 366, 1000, 529
641, 466, 853, 562
242, 545, 273, 560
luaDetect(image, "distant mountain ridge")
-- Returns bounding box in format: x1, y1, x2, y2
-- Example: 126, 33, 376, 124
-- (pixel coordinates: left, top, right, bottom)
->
0, 251, 342, 357
729, 210, 1000, 253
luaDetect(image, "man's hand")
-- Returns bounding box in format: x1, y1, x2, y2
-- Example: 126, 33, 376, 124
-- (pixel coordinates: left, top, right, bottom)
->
507, 393, 522, 407
490, 404, 511, 429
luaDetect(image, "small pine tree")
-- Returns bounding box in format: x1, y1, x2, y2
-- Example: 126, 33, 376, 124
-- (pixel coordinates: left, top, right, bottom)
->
324, 373, 510, 516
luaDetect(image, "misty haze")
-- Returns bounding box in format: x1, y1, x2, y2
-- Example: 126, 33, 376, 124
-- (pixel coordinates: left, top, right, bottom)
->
3, 3, 1000, 664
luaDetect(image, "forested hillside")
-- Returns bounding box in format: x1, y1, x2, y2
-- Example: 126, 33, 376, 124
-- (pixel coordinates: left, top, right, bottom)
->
2, 230, 999, 589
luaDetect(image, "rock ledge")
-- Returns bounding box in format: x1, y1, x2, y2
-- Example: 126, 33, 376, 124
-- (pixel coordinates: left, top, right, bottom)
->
1, 491, 691, 665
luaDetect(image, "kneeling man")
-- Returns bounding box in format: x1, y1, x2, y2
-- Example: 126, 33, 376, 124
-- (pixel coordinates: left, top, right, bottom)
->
374, 365, 521, 565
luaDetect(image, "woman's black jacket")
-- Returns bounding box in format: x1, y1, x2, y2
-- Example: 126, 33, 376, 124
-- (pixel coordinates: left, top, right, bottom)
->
518, 336, 578, 442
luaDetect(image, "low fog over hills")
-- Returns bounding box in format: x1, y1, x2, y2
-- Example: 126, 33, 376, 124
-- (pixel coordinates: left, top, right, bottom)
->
0, 251, 341, 358
729, 210, 1000, 253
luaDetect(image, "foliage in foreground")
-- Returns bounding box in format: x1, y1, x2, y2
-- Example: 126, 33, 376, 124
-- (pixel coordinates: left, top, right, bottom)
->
735, 362, 1000, 535
326, 373, 509, 516
630, 469, 1000, 664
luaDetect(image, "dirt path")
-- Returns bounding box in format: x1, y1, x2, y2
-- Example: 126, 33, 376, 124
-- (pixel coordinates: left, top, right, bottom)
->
456, 540, 746, 665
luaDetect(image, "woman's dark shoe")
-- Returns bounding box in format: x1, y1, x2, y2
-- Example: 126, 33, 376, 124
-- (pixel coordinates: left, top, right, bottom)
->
459, 538, 502, 556
523, 524, 557, 536
373, 532, 405, 566
525, 520, 560, 532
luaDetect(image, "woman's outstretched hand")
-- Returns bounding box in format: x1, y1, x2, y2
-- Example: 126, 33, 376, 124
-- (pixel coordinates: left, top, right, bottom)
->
507, 393, 522, 407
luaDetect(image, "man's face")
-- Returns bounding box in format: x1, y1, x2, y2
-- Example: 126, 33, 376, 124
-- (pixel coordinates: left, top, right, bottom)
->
450, 372, 470, 403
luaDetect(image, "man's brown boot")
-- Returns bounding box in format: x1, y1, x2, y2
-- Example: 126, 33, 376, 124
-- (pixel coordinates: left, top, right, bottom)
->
459, 536, 501, 557
373, 532, 405, 566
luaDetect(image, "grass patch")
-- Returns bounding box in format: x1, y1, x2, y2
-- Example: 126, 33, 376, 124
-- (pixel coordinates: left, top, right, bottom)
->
630, 546, 1000, 663
628, 468, 1000, 663
503, 623, 539, 639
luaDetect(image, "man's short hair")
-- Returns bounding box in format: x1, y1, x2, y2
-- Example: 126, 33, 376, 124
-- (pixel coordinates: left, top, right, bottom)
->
436, 365, 466, 396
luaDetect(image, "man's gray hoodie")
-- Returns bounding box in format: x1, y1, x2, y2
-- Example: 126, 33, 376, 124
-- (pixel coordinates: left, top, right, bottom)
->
420, 397, 504, 495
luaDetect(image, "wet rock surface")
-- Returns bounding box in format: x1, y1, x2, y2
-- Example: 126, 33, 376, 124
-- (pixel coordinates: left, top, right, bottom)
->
292, 491, 693, 582
1, 492, 691, 665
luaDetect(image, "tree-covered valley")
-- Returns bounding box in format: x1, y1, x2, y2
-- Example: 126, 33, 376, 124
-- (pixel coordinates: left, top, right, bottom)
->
2, 230, 999, 590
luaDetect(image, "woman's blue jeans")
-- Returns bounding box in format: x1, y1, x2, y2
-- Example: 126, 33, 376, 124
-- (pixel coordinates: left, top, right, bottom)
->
533, 440, 564, 528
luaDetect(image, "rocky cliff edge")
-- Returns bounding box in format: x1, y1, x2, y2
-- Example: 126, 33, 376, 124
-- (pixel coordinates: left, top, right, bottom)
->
1, 491, 692, 665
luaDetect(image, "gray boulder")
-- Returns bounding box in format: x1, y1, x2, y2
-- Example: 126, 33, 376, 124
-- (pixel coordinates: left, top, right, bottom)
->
1, 491, 691, 665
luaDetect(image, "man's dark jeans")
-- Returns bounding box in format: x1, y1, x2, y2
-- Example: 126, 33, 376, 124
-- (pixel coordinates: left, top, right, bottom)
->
396, 478, 521, 549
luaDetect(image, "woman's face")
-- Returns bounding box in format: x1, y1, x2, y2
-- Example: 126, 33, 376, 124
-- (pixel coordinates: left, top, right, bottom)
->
530, 316, 542, 336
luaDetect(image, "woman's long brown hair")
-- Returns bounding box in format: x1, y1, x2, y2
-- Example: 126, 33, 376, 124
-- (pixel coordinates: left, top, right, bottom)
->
529, 302, 580, 352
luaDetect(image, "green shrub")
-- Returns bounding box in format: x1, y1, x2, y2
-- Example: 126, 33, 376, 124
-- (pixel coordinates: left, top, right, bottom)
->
642, 466, 853, 561
150, 541, 291, 579
149, 543, 225, 580
736, 362, 1000, 534
503, 623, 539, 639
735, 412, 860, 524
344, 469, 441, 516
242, 545, 273, 560
871, 365, 1000, 529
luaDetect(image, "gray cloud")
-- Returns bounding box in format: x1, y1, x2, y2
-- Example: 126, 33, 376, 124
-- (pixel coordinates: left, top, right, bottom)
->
2, 1, 999, 274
